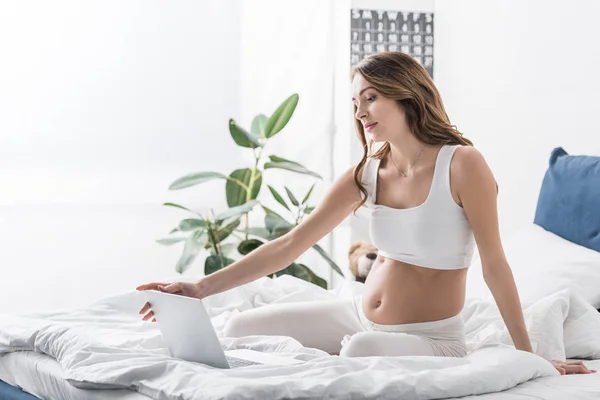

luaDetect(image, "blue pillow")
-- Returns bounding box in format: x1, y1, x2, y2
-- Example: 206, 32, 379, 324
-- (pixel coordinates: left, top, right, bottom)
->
534, 147, 600, 253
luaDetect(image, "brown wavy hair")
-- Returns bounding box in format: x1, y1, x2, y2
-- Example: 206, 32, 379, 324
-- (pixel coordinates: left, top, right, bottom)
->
351, 52, 473, 214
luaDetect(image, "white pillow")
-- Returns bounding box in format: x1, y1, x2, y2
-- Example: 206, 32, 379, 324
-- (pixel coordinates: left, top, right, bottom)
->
466, 223, 600, 308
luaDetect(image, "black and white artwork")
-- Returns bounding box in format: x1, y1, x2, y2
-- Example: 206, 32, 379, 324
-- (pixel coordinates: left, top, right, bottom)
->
350, 9, 434, 78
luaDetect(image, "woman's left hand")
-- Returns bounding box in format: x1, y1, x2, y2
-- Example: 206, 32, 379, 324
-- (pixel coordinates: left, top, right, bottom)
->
551, 360, 596, 375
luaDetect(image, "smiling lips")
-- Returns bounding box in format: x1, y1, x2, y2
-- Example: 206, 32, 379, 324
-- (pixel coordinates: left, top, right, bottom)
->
365, 122, 377, 130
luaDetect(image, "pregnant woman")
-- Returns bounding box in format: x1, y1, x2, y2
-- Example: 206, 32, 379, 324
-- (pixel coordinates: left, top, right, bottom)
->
138, 51, 592, 375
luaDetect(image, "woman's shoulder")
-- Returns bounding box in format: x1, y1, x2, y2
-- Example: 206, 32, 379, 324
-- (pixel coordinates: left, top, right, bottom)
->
451, 145, 486, 171
450, 145, 497, 192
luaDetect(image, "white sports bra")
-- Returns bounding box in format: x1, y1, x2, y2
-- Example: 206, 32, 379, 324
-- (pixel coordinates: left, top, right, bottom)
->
362, 144, 475, 270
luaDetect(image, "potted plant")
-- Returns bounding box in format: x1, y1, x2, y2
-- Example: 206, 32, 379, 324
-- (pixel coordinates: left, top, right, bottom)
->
156, 94, 342, 289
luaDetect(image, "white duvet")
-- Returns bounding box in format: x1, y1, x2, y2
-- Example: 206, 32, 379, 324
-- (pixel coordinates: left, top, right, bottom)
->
1, 276, 600, 400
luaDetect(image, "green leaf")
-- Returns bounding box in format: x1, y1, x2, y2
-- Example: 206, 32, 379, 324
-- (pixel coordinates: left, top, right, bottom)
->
214, 200, 258, 222
264, 93, 299, 138
169, 227, 180, 234
265, 213, 294, 232
219, 215, 241, 229
284, 186, 299, 206
312, 243, 344, 276
302, 265, 328, 289
155, 237, 187, 246
226, 168, 262, 208
251, 114, 269, 139
237, 239, 264, 255
209, 243, 238, 258
178, 218, 208, 232
265, 213, 294, 238
302, 183, 316, 205
169, 172, 229, 190
204, 254, 235, 275
175, 232, 205, 274
264, 155, 322, 179
237, 227, 271, 240
217, 219, 241, 243
229, 119, 263, 148
163, 202, 194, 212
205, 219, 241, 248
267, 185, 290, 211
304, 206, 315, 215
275, 263, 327, 289
262, 205, 285, 219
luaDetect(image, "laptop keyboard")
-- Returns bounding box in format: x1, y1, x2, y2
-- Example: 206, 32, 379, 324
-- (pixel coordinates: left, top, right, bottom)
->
226, 355, 262, 368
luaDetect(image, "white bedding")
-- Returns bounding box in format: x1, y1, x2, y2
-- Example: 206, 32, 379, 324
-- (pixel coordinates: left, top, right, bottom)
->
2, 351, 600, 400
1, 275, 600, 400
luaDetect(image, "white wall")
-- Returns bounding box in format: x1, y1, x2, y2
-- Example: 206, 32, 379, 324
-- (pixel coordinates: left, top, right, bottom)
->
344, 0, 600, 246
434, 0, 600, 238
0, 0, 242, 207
0, 0, 242, 313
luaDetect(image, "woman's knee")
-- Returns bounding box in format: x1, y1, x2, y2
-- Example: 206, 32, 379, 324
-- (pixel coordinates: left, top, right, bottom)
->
222, 306, 287, 338
339, 331, 437, 357
223, 311, 257, 338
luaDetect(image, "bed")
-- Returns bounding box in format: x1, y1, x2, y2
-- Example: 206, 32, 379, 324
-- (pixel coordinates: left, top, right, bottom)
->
0, 351, 148, 399
1, 247, 600, 400
1, 147, 599, 399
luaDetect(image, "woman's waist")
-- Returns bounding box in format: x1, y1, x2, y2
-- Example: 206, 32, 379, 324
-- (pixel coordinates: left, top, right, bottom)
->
360, 291, 466, 325
361, 261, 467, 325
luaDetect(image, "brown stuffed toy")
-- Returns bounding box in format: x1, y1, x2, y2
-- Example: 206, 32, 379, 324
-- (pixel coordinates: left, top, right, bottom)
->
348, 242, 378, 283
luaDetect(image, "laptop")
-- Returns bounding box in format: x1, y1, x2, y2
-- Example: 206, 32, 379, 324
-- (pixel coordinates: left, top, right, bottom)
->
143, 289, 304, 369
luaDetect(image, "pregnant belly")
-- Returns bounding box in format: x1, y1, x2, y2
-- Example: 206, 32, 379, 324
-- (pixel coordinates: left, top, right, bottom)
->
361, 256, 468, 325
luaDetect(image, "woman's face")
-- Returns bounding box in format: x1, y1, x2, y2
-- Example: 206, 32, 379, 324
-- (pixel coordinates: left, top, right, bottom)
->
351, 73, 410, 142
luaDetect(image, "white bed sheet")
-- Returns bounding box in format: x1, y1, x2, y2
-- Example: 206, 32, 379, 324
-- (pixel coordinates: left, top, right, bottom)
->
455, 358, 600, 399
1, 350, 599, 400
0, 351, 150, 400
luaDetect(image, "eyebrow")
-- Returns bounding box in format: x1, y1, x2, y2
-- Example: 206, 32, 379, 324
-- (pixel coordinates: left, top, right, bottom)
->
351, 86, 375, 101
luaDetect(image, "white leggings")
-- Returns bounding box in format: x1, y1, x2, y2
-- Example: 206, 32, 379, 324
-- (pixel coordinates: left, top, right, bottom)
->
223, 296, 467, 358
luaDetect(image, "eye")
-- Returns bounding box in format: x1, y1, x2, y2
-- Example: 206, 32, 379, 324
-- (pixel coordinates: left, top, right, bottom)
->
366, 96, 376, 102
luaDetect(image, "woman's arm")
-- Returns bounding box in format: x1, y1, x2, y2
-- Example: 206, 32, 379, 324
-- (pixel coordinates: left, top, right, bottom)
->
445, 146, 595, 375
453, 146, 533, 353
198, 166, 362, 298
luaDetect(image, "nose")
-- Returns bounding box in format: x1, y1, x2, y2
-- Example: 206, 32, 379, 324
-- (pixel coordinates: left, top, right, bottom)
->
366, 252, 377, 260
355, 105, 368, 120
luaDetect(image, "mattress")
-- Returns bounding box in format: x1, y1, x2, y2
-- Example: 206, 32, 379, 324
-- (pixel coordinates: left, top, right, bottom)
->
1, 350, 600, 400
0, 351, 150, 400
0, 379, 38, 400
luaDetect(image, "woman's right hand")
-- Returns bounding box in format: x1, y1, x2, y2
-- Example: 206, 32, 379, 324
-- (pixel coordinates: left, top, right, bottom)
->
136, 280, 207, 322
